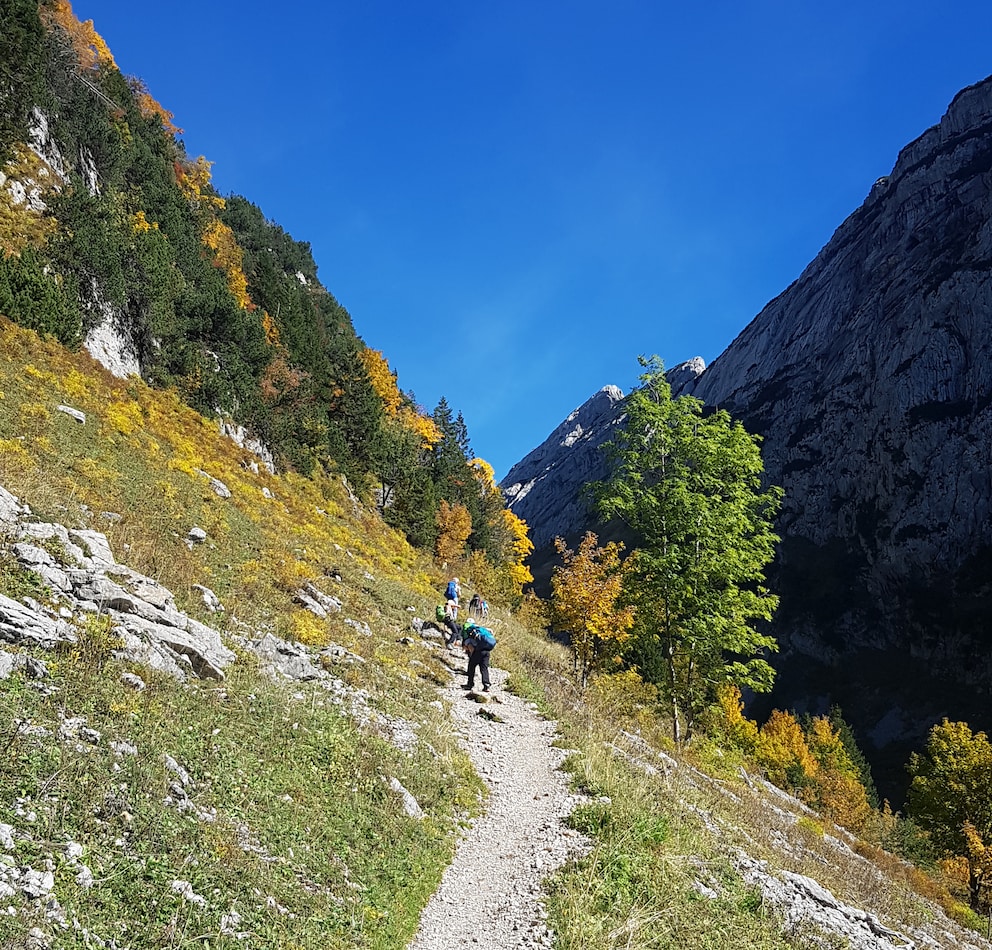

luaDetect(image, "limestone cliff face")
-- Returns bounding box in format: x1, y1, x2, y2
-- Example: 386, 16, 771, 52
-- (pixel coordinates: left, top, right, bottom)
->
502, 76, 992, 785
502, 385, 625, 552
680, 77, 992, 677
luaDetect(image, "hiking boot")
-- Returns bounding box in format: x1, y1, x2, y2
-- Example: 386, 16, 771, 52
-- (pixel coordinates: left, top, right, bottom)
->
482, 685, 490, 691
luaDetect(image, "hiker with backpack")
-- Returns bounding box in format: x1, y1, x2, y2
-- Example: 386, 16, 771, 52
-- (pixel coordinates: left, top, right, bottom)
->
461, 620, 496, 692
444, 577, 461, 618
434, 600, 461, 646
468, 592, 482, 617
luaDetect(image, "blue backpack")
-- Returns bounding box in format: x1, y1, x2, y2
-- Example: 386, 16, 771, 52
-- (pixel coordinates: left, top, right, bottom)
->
445, 581, 457, 600
472, 626, 496, 650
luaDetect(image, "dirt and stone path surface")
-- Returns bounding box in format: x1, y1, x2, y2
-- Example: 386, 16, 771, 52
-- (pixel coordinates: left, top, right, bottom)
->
408, 649, 591, 949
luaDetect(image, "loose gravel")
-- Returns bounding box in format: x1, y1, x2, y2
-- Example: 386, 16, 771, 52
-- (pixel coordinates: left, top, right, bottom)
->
408, 650, 590, 949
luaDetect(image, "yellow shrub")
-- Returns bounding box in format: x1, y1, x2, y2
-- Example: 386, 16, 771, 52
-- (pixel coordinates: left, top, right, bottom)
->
104, 399, 144, 435
713, 683, 760, 754
0, 439, 32, 464
18, 402, 50, 430
62, 370, 91, 400
271, 557, 316, 593
24, 364, 57, 385
71, 457, 119, 483
291, 610, 328, 647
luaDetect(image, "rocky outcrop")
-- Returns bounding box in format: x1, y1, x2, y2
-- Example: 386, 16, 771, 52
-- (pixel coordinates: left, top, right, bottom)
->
502, 359, 707, 554
502, 75, 992, 793
0, 484, 235, 680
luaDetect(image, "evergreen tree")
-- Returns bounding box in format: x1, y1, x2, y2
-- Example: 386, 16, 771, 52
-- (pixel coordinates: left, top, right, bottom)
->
0, 0, 48, 163
828, 706, 880, 809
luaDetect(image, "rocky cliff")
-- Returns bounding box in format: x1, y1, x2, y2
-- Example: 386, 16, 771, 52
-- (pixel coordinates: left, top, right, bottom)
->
502, 76, 992, 794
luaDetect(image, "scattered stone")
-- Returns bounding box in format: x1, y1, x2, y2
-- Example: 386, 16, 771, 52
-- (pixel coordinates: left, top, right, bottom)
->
170, 879, 206, 907
192, 583, 223, 612
386, 776, 424, 819
120, 672, 146, 691
56, 404, 85, 424
164, 754, 191, 787
195, 469, 231, 499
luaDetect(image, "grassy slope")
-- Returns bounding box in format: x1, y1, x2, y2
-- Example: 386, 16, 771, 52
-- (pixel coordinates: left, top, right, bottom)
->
0, 316, 984, 949
0, 316, 484, 948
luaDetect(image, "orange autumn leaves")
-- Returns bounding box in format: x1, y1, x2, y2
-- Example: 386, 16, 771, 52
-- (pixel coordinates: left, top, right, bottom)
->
717, 686, 873, 834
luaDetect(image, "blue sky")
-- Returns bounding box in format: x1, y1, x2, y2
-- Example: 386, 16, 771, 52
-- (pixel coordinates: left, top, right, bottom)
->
76, 0, 992, 479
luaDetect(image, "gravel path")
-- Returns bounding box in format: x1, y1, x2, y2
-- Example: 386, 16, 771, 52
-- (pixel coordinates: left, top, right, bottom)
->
408, 649, 590, 949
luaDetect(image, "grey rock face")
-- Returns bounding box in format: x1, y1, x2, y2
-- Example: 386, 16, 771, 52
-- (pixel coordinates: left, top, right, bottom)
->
502, 75, 992, 781
502, 361, 707, 556
677, 77, 992, 680
0, 484, 234, 681
502, 385, 626, 551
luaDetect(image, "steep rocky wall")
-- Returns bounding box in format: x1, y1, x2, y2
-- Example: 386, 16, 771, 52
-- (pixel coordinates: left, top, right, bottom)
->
502, 76, 992, 794
682, 77, 992, 675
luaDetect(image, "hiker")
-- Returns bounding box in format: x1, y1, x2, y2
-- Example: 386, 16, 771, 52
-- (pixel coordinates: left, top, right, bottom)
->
435, 601, 462, 646
461, 620, 496, 692
468, 592, 482, 618
444, 577, 461, 618
480, 598, 489, 620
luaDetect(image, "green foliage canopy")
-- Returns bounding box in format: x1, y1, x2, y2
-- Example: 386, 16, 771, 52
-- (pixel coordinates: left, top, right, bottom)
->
594, 357, 783, 743
907, 718, 992, 908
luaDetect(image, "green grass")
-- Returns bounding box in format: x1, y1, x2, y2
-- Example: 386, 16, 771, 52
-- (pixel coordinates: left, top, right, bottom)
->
0, 636, 482, 949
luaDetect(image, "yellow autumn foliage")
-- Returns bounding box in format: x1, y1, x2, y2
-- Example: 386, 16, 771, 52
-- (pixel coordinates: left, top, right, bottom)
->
756, 709, 817, 788
713, 684, 760, 754
435, 500, 472, 562
551, 531, 634, 687
202, 218, 253, 311
360, 348, 441, 446
41, 0, 116, 71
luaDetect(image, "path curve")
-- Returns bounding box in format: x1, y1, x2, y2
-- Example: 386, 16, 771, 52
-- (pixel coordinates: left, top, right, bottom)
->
408, 650, 590, 949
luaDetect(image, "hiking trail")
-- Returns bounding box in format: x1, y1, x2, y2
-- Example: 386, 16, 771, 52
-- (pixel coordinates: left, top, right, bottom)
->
407, 650, 590, 949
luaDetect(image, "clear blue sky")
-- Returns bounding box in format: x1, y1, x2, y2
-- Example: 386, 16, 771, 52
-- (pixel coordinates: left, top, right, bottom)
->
76, 0, 992, 480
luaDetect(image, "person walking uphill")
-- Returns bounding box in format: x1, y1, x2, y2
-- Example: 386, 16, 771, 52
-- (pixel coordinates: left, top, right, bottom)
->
461, 620, 497, 692
444, 577, 461, 618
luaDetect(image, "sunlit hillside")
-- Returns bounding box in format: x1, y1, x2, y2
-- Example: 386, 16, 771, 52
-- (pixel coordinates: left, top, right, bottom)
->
1, 316, 989, 949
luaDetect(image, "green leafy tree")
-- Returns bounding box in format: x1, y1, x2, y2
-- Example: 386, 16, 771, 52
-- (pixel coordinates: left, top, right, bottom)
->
907, 719, 992, 909
594, 357, 782, 743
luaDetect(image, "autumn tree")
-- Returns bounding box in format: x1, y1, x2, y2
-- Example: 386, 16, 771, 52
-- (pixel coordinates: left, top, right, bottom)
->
550, 531, 635, 687
804, 715, 872, 833
756, 709, 817, 790
594, 357, 782, 743
907, 719, 992, 909
41, 0, 116, 72
712, 683, 760, 754
435, 500, 472, 563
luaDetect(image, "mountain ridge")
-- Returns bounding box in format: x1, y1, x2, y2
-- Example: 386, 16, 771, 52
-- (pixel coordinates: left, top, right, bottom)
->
501, 73, 992, 795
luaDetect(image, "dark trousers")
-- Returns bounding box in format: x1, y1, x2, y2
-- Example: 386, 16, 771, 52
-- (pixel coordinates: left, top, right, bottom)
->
444, 619, 461, 644
467, 648, 492, 688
